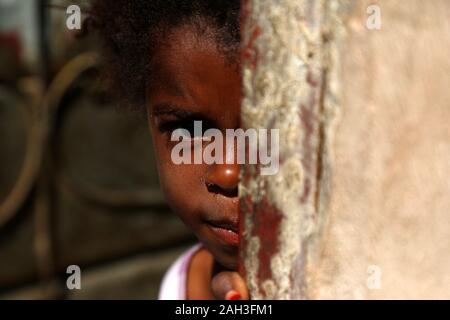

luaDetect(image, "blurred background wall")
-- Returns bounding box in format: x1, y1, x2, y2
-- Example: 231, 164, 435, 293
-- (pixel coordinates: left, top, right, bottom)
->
0, 0, 195, 299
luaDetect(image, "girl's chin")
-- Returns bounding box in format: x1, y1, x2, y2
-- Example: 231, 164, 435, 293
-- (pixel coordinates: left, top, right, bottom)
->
209, 245, 239, 271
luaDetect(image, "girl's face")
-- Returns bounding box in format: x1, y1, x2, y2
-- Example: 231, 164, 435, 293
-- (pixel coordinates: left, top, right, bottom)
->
147, 24, 241, 270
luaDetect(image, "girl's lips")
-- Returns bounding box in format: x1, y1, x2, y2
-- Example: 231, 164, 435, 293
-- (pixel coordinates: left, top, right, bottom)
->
206, 220, 239, 246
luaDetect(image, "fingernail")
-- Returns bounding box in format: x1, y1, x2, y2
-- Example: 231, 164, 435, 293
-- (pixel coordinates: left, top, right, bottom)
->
225, 290, 241, 300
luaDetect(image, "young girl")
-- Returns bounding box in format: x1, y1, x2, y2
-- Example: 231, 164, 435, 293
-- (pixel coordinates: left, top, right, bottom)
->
92, 1, 249, 300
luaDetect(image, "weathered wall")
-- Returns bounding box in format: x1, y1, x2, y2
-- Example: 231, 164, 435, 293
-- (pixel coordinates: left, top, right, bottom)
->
241, 0, 450, 299
240, 0, 326, 299
307, 0, 450, 299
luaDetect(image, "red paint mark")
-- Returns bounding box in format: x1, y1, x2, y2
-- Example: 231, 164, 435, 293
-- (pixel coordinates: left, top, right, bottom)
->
300, 179, 311, 203
306, 70, 319, 87
242, 26, 262, 70
299, 72, 321, 203
239, 182, 283, 296
240, 0, 262, 71
238, 194, 253, 277
299, 104, 315, 202
251, 197, 282, 294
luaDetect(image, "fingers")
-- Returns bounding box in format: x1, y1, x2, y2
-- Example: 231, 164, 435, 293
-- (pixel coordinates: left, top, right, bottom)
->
211, 271, 249, 300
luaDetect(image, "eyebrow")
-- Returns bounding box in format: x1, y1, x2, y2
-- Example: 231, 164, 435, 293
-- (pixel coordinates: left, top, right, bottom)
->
151, 103, 199, 117
150, 103, 216, 125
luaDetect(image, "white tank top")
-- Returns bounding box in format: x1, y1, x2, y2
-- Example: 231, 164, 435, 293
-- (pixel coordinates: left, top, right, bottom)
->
158, 243, 203, 300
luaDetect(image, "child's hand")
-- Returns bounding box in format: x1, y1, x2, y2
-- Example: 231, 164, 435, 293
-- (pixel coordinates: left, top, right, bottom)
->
211, 271, 249, 300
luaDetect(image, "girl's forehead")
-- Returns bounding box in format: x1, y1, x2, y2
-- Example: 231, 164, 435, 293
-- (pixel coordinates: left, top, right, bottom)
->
148, 24, 241, 107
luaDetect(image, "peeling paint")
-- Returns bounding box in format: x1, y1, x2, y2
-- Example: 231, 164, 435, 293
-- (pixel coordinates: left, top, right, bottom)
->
239, 0, 346, 299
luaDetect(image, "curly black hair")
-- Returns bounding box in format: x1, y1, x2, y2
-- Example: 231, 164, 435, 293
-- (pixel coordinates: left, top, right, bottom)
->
91, 0, 240, 110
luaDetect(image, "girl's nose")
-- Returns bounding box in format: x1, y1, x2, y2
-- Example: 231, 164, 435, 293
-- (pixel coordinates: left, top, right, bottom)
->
205, 163, 240, 197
